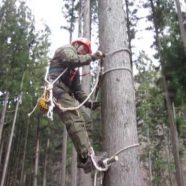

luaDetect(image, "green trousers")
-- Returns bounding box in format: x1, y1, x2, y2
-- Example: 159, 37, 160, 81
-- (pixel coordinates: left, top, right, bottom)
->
53, 79, 92, 159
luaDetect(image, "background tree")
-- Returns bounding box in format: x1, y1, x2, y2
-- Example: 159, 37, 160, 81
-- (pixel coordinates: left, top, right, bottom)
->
0, 0, 50, 185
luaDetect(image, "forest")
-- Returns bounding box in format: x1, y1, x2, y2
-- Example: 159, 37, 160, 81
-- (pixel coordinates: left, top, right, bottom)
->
0, 0, 186, 186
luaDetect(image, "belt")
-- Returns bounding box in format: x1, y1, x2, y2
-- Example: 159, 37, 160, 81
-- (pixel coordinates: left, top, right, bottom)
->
49, 67, 66, 74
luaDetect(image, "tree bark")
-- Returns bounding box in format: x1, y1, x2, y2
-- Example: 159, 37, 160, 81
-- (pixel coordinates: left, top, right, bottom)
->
20, 119, 30, 186
0, 92, 9, 145
78, 0, 93, 186
98, 0, 141, 185
33, 116, 40, 186
163, 76, 185, 186
0, 140, 4, 168
82, 0, 91, 95
43, 138, 50, 186
71, 147, 77, 186
61, 128, 67, 186
0, 94, 21, 186
174, 0, 186, 52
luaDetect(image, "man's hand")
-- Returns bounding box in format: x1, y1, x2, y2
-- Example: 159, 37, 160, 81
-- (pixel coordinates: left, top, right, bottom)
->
85, 101, 100, 110
91, 50, 105, 61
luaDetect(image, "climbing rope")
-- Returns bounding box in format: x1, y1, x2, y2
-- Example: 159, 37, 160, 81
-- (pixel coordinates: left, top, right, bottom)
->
90, 143, 139, 186
102, 66, 132, 76
105, 48, 131, 57
93, 48, 133, 100
103, 48, 132, 76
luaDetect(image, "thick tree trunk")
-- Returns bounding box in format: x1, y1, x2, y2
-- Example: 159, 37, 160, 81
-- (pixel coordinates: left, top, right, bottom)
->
0, 94, 21, 186
0, 92, 9, 145
98, 1, 141, 186
61, 128, 67, 186
174, 0, 186, 52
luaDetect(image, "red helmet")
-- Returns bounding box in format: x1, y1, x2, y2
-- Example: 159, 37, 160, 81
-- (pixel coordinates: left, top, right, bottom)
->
72, 37, 92, 54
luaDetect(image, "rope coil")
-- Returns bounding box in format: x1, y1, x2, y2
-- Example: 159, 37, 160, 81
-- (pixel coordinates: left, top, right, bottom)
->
28, 67, 68, 120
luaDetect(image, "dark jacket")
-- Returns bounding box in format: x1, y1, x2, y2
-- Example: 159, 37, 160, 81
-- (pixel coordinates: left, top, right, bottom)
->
49, 44, 92, 103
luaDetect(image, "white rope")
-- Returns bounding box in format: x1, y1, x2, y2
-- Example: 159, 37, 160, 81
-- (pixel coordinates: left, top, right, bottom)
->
27, 66, 68, 120
105, 48, 131, 57
45, 68, 68, 120
102, 67, 132, 76
27, 104, 38, 117
54, 65, 100, 112
94, 170, 99, 186
91, 143, 139, 186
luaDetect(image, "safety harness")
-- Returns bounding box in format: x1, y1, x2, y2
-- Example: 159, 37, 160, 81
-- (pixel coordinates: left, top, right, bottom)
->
28, 61, 100, 120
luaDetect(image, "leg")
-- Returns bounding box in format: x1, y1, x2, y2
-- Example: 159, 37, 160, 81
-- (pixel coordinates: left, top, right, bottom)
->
79, 108, 92, 140
53, 81, 91, 159
56, 97, 91, 159
53, 81, 93, 173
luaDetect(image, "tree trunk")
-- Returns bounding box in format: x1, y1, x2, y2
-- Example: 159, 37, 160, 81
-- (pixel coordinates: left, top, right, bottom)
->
78, 0, 93, 186
166, 130, 173, 186
0, 94, 21, 186
163, 76, 185, 186
174, 0, 186, 52
147, 124, 152, 185
43, 138, 50, 186
20, 119, 30, 186
82, 0, 91, 94
0, 140, 4, 168
33, 116, 40, 186
98, 0, 141, 186
71, 147, 77, 186
0, 92, 9, 145
125, 0, 133, 70
61, 128, 67, 186
60, 2, 75, 185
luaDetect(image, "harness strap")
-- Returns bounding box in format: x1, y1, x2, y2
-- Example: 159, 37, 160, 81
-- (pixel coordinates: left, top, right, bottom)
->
70, 69, 78, 81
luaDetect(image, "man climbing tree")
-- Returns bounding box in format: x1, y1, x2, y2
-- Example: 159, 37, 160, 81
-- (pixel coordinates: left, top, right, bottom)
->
46, 37, 104, 173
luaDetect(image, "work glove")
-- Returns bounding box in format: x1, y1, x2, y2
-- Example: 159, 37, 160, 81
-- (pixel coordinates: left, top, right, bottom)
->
91, 50, 105, 61
84, 101, 100, 110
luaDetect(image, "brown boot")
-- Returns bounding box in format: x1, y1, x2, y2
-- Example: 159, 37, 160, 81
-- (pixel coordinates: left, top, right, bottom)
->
77, 156, 93, 173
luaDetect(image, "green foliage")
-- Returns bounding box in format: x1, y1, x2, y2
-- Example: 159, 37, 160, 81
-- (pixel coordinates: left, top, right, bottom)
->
135, 51, 176, 184
0, 0, 52, 185
138, 0, 186, 184
61, 0, 77, 34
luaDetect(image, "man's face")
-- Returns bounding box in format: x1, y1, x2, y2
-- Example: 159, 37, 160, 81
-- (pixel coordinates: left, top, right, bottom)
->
77, 44, 89, 55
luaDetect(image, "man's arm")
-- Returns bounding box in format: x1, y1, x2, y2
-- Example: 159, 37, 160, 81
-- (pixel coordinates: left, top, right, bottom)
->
53, 45, 92, 68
